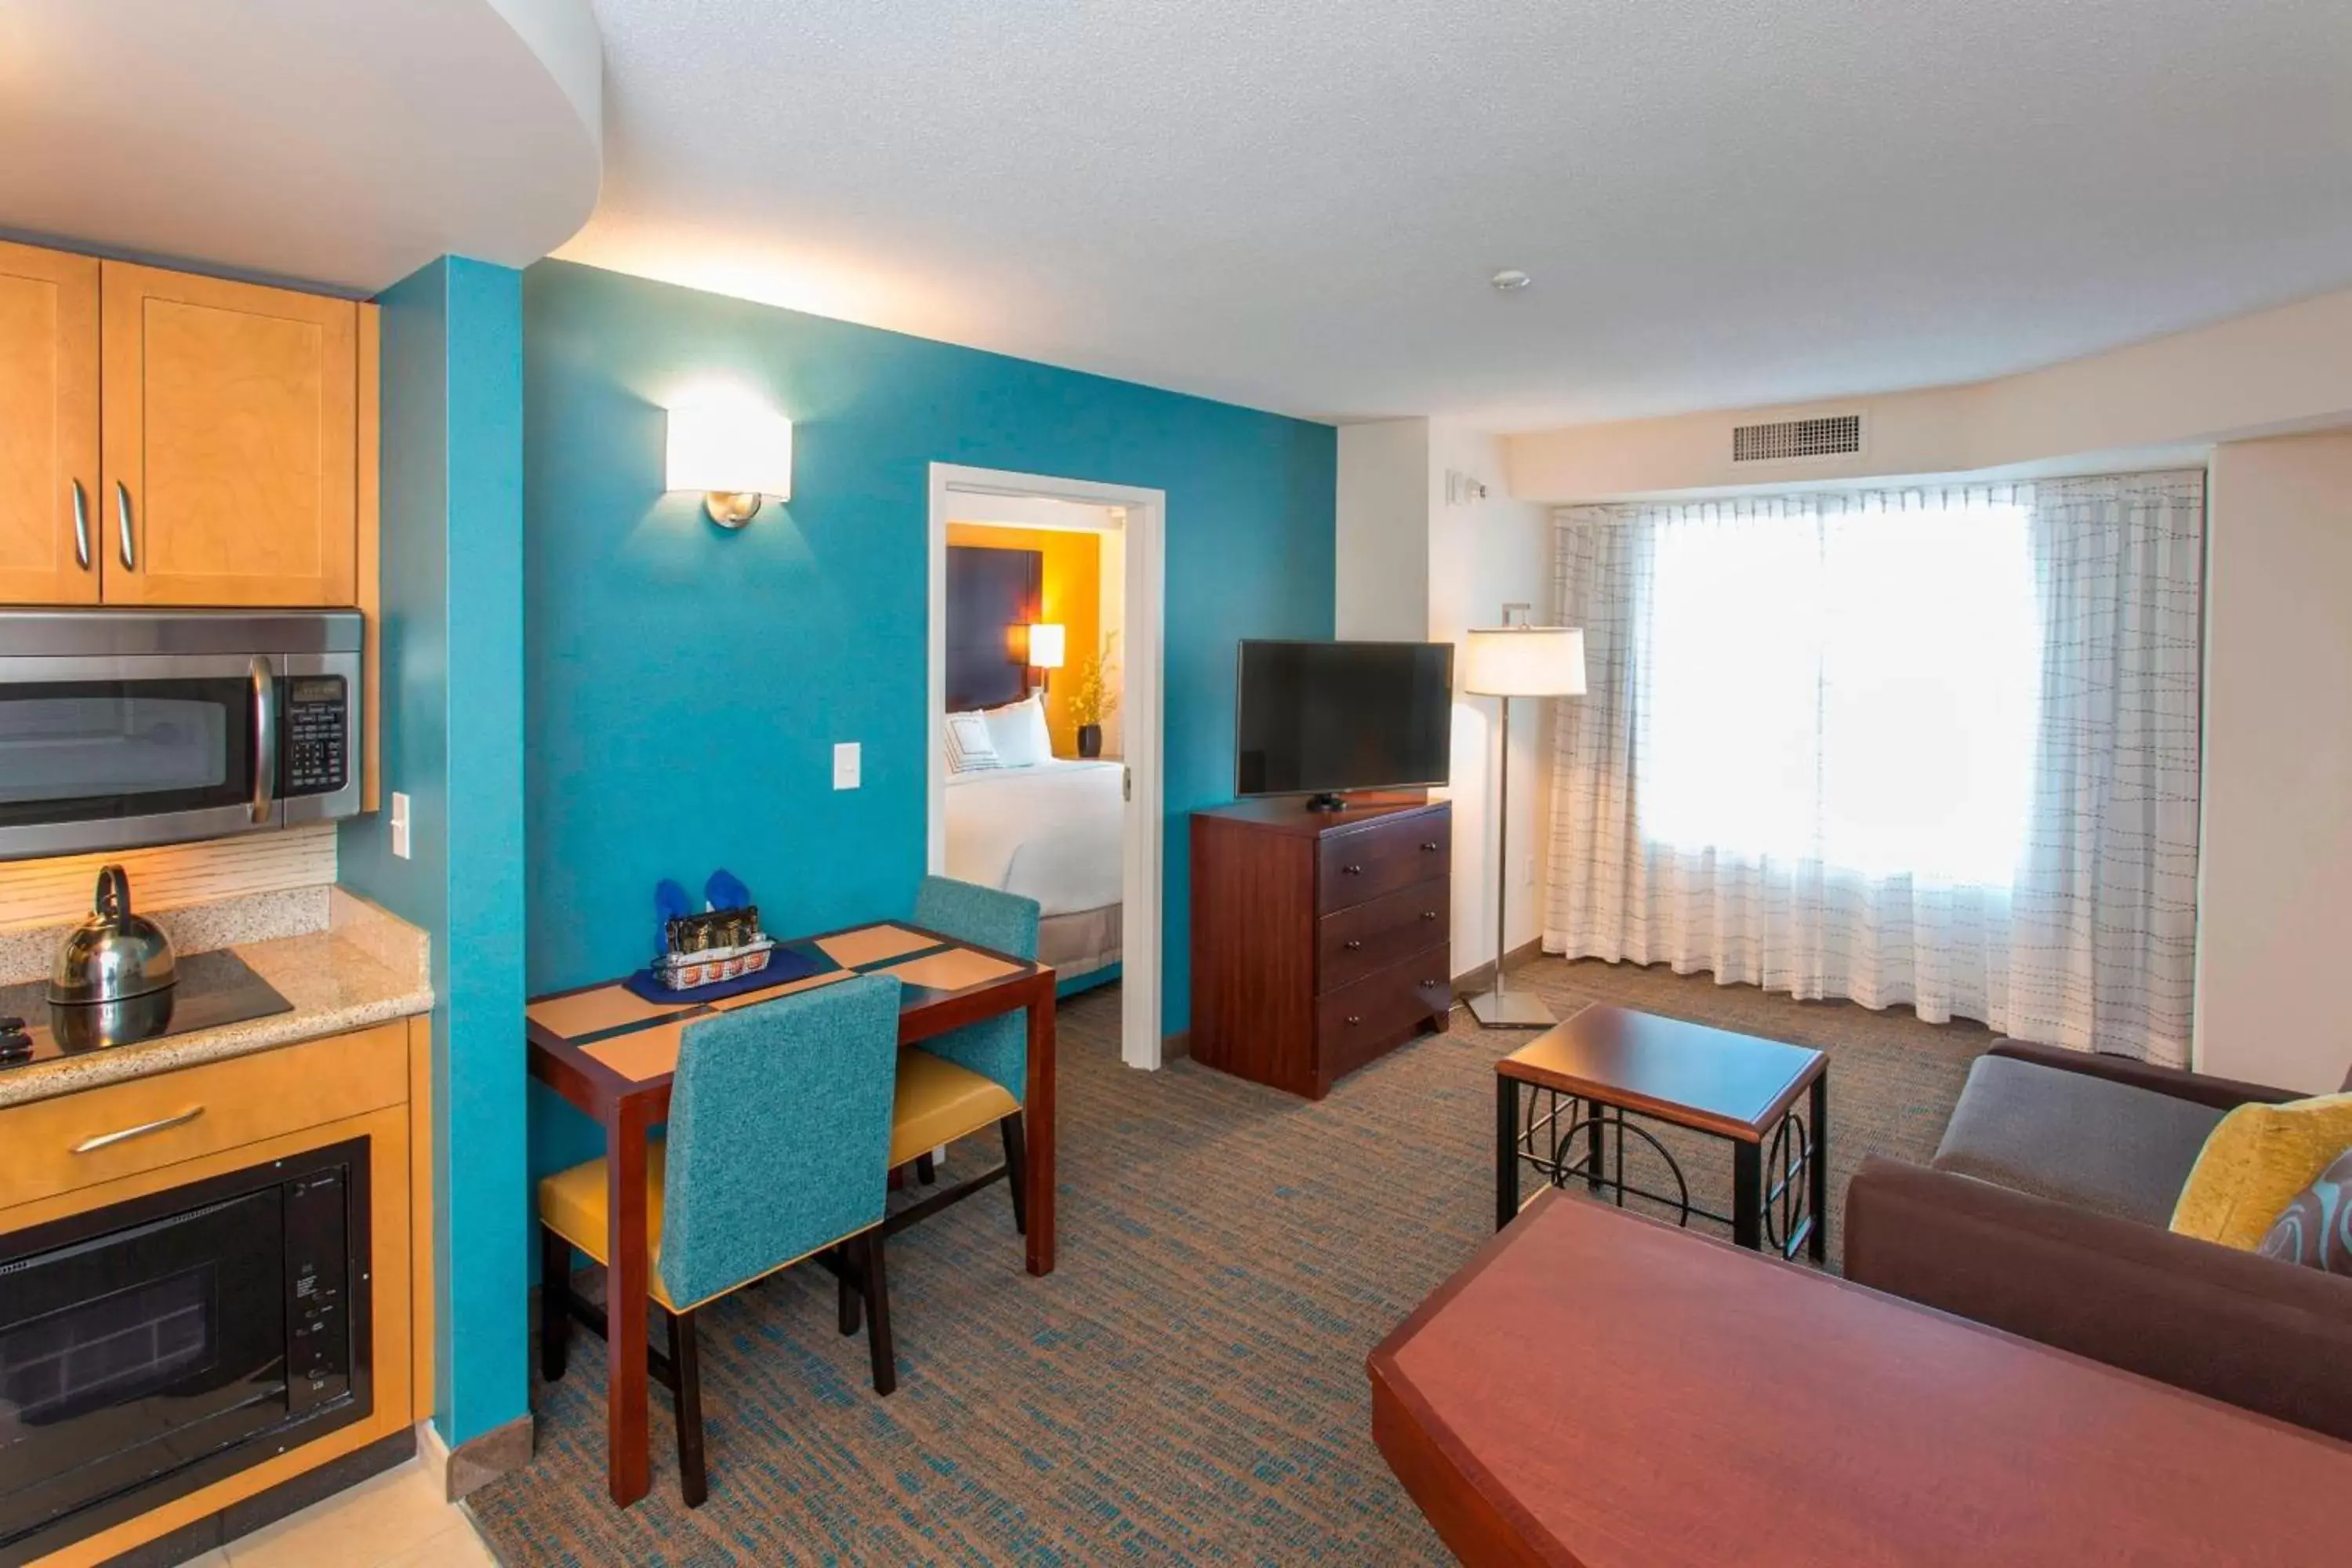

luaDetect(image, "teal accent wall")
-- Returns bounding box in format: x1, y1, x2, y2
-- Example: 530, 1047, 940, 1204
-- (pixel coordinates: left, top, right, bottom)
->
523, 257, 1334, 1025
339, 256, 528, 1446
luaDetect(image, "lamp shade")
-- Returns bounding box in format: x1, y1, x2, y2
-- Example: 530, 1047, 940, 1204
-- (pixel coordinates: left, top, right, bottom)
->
666, 404, 794, 499
1462, 626, 1586, 697
1025, 622, 1066, 670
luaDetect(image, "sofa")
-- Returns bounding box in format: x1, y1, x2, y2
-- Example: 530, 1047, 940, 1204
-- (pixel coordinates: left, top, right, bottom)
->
1846, 1041, 2352, 1443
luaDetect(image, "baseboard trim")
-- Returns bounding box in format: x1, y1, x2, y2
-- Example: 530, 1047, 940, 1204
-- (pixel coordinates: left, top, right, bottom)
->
1161, 1029, 1190, 1062
431, 1411, 534, 1501
1451, 937, 1545, 996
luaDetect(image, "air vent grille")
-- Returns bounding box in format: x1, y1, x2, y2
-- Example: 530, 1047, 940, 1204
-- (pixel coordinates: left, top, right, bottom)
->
1732, 414, 1863, 463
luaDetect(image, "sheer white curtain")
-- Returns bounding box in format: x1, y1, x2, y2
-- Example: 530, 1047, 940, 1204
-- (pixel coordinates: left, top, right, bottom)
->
1544, 472, 2204, 1063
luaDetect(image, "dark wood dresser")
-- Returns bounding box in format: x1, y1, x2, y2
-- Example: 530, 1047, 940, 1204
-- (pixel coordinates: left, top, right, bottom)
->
1190, 797, 1453, 1099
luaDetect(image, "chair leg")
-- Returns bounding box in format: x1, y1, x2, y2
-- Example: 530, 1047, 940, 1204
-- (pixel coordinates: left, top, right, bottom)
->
914, 1151, 937, 1185
1000, 1112, 1029, 1236
860, 1229, 897, 1397
667, 1306, 707, 1508
837, 1244, 862, 1336
539, 1227, 571, 1381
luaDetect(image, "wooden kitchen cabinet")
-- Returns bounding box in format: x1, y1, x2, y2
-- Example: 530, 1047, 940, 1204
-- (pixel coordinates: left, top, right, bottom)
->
0, 241, 101, 604
100, 262, 359, 607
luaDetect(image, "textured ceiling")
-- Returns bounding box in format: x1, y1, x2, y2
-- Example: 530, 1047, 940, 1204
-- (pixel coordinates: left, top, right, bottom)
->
568, 0, 2352, 429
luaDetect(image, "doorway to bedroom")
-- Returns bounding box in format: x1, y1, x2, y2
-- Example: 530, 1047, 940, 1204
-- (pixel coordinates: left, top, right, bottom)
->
927, 464, 1166, 1070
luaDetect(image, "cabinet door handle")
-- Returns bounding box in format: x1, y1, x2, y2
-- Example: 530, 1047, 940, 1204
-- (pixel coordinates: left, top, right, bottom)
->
1345, 1014, 1362, 1026
1420, 841, 1440, 852
114, 482, 136, 570
1341, 864, 1363, 876
74, 1105, 203, 1154
1421, 909, 1439, 920
71, 480, 92, 570
1343, 939, 1363, 951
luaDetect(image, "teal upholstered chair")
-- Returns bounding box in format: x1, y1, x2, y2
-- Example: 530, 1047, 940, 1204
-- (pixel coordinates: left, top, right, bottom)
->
539, 974, 903, 1506
889, 877, 1041, 1240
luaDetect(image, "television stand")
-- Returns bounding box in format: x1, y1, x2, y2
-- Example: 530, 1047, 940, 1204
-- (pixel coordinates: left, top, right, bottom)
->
1304, 793, 1348, 812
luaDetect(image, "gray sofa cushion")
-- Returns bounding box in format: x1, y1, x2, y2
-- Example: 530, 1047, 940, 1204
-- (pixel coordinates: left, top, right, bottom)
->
1932, 1054, 2227, 1226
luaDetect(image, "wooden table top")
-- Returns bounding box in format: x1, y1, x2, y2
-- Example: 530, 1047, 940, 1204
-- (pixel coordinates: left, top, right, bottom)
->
525, 921, 1044, 1090
1495, 1005, 1824, 1141
1370, 1190, 2352, 1568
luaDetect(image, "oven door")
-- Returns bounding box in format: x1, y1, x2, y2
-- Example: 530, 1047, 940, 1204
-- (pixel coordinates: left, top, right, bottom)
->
0, 1189, 289, 1553
0, 654, 276, 860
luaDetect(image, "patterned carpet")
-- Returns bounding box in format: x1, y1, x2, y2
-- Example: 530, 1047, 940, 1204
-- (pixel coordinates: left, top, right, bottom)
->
468, 957, 1996, 1566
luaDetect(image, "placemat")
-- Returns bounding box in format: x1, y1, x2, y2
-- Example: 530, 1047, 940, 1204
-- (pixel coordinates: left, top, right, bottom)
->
528, 985, 692, 1040
882, 948, 1023, 992
817, 924, 939, 968
708, 968, 855, 1011
583, 1018, 695, 1083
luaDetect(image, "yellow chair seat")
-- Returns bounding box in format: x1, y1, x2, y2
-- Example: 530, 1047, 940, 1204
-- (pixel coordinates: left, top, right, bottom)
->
539, 1141, 863, 1312
891, 1048, 1019, 1166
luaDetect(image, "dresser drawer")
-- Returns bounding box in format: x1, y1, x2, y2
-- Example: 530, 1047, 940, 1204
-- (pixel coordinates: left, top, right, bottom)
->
1318, 877, 1450, 993
1316, 808, 1450, 913
0, 1023, 408, 1211
1314, 946, 1451, 1083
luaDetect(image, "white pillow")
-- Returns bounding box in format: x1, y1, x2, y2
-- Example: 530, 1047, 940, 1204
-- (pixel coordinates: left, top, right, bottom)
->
945, 710, 1002, 772
982, 695, 1054, 768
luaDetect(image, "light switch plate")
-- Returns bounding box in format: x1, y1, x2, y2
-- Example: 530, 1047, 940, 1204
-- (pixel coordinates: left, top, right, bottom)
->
833, 742, 861, 790
390, 791, 412, 860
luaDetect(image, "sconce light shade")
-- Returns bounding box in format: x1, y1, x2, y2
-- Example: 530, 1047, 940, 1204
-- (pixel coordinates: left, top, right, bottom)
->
666, 403, 793, 528
1025, 622, 1066, 670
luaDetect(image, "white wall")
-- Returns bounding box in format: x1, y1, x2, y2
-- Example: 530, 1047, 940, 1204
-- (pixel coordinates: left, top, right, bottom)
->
2195, 432, 2352, 1093
1335, 418, 1555, 978
1426, 423, 1553, 975
1335, 420, 1430, 639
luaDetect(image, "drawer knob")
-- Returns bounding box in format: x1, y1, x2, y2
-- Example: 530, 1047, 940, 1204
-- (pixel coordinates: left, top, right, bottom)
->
1420, 841, 1440, 851
1344, 939, 1363, 951
1341, 863, 1363, 875
1345, 1014, 1362, 1026
1421, 909, 1439, 920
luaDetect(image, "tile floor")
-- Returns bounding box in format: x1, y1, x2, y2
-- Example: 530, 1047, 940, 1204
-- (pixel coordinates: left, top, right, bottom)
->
173, 1461, 495, 1568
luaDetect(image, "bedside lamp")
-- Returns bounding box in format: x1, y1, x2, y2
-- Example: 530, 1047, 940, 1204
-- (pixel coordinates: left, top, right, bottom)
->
666, 403, 793, 529
1025, 622, 1065, 693
1462, 613, 1586, 1027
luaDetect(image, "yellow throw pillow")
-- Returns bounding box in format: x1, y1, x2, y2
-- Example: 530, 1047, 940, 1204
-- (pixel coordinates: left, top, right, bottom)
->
2172, 1093, 2352, 1250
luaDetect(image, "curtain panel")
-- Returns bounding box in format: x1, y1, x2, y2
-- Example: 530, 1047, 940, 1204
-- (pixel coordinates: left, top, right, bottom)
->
1544, 471, 2205, 1064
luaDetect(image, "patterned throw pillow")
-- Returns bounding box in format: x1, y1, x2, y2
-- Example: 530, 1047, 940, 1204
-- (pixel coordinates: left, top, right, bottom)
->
944, 711, 1002, 773
2257, 1147, 2352, 1275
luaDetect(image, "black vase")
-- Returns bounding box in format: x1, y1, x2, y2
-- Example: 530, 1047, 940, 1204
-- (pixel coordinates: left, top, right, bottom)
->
1077, 724, 1103, 759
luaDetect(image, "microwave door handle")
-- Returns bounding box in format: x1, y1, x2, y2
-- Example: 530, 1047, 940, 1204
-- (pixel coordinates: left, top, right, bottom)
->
250, 657, 278, 825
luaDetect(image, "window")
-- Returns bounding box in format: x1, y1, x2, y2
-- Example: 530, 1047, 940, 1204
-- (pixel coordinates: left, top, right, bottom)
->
1638, 497, 2042, 887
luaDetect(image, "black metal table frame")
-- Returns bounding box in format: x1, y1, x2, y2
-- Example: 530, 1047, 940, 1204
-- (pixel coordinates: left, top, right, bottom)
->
1494, 1073, 1828, 1262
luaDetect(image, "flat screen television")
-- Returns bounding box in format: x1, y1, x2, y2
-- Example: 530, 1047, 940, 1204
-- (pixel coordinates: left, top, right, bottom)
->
1236, 639, 1454, 810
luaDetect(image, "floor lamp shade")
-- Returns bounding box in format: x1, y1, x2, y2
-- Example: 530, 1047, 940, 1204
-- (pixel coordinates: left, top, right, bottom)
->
1462, 625, 1585, 1029
1464, 626, 1587, 698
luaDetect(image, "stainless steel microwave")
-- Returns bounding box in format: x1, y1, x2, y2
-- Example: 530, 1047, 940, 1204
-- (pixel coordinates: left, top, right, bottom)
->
0, 610, 363, 862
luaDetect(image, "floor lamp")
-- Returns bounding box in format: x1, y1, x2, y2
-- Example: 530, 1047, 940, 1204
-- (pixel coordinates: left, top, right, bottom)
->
1461, 615, 1586, 1028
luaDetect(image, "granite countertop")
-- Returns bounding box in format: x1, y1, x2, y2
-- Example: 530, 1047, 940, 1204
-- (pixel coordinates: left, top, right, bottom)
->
0, 890, 432, 1110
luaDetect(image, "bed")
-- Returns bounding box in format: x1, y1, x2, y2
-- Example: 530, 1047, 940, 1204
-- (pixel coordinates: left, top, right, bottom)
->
945, 757, 1124, 987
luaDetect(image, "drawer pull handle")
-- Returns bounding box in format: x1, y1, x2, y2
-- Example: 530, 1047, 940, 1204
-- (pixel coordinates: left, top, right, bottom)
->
74, 1105, 204, 1154
1344, 939, 1363, 951
1345, 1014, 1362, 1026
1420, 841, 1440, 851
1341, 864, 1363, 876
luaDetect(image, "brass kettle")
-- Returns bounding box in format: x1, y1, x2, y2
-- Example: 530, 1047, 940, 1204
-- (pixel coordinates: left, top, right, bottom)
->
51, 865, 176, 1006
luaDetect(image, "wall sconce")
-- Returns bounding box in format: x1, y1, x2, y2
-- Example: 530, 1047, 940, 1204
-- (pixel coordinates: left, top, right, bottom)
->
666, 403, 794, 529
1025, 622, 1065, 691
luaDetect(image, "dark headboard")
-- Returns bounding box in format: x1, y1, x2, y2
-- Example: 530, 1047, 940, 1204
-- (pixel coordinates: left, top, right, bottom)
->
946, 545, 1041, 711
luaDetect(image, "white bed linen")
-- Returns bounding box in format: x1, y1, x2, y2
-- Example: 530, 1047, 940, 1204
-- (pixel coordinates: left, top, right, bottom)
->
945, 758, 1123, 916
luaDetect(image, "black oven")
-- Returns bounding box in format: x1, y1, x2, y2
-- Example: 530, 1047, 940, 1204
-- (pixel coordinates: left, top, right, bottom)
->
0, 1140, 372, 1565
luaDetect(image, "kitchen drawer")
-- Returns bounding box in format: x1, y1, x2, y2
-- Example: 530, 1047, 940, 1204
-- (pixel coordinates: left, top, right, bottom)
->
0, 1022, 407, 1210
1316, 807, 1450, 913
1314, 946, 1451, 1085
1318, 877, 1450, 993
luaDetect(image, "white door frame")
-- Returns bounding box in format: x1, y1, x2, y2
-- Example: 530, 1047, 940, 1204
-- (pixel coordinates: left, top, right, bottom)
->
927, 463, 1167, 1071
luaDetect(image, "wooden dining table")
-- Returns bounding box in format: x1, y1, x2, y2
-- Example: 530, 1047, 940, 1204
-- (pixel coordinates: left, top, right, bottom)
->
525, 918, 1058, 1507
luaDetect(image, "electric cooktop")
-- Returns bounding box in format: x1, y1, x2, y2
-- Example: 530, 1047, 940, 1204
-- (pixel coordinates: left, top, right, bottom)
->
0, 949, 294, 1070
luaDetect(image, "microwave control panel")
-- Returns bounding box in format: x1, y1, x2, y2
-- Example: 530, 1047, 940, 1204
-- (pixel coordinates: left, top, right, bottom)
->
282, 676, 350, 797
